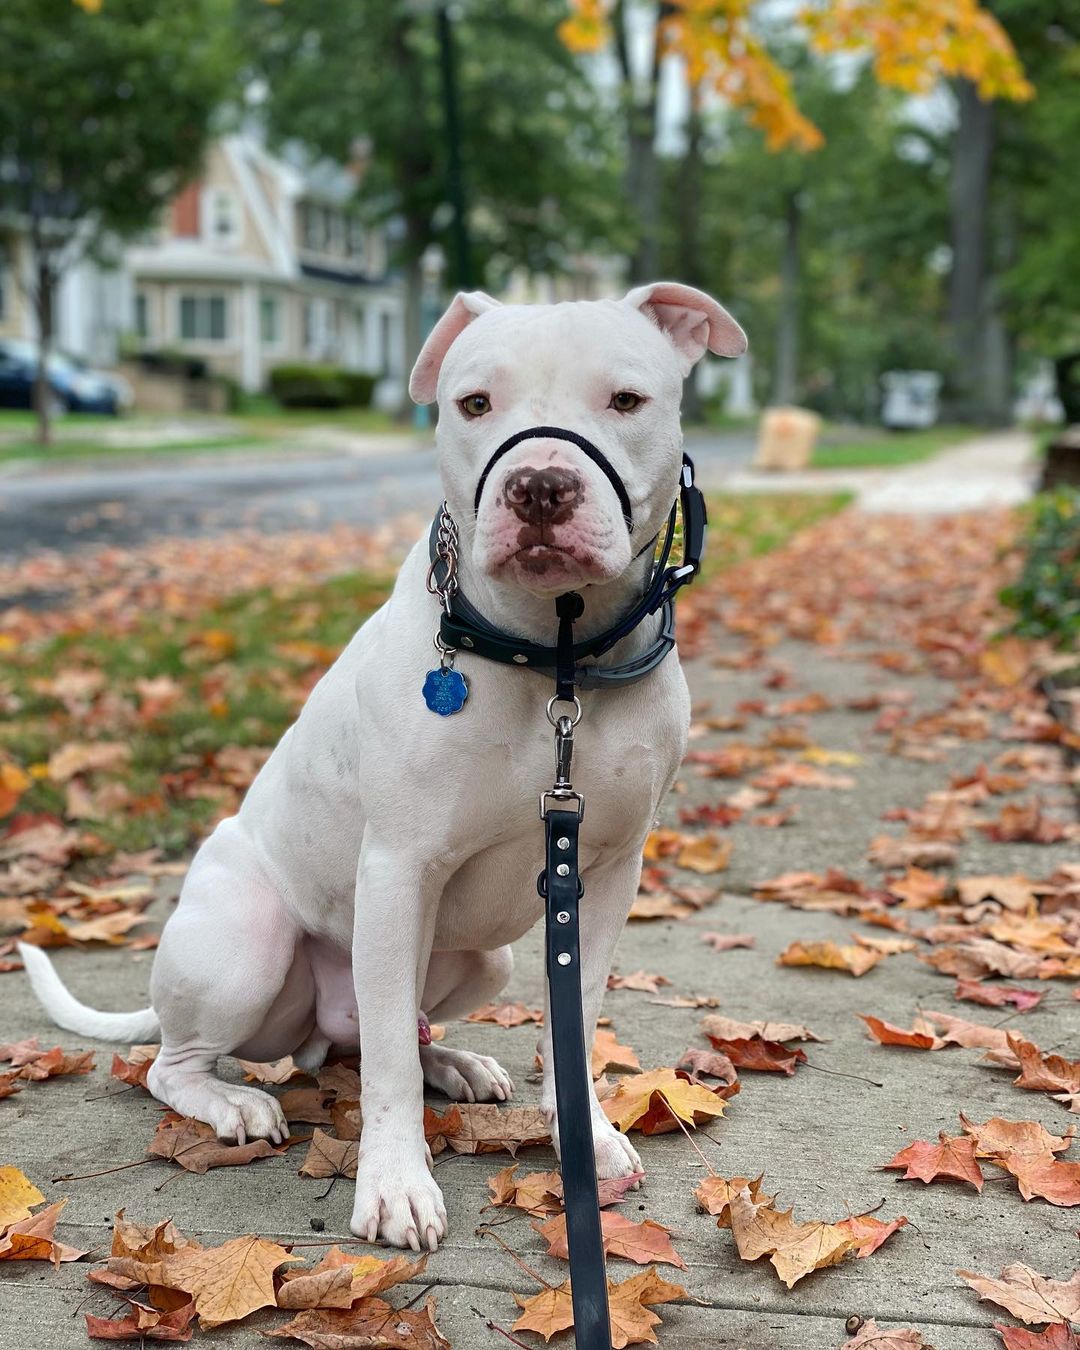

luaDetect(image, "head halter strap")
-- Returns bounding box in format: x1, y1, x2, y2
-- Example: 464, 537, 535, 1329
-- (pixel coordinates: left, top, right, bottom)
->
472, 425, 635, 531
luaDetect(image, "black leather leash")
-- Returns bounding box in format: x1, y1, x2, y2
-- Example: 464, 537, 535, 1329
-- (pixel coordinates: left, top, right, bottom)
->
538, 709, 611, 1349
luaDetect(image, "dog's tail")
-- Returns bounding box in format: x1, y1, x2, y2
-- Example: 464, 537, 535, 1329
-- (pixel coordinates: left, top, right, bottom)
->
17, 943, 160, 1042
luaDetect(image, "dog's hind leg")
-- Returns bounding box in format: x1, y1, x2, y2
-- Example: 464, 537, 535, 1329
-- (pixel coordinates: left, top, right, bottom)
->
418, 947, 515, 1103
146, 823, 313, 1145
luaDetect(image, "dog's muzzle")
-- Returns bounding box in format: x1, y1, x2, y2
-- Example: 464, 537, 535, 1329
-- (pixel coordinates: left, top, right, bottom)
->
473, 425, 635, 532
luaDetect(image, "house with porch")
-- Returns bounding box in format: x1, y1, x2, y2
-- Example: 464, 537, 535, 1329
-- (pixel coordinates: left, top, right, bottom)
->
126, 135, 405, 399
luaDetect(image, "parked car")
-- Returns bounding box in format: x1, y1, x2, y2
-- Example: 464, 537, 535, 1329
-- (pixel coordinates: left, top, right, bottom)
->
0, 339, 132, 415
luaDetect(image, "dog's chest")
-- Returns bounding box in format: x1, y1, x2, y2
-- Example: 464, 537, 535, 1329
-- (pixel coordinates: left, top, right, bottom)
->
430, 730, 673, 950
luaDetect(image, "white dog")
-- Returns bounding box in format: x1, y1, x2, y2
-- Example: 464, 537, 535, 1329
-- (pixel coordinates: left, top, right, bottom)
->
20, 282, 746, 1253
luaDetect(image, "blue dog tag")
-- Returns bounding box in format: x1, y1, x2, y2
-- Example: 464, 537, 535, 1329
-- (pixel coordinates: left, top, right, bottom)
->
423, 667, 469, 716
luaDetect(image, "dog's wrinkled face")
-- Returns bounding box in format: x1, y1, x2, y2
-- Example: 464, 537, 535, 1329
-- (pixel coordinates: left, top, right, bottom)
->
411, 285, 746, 598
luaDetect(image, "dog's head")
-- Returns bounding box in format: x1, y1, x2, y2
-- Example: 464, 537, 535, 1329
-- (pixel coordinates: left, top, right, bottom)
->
411, 283, 746, 598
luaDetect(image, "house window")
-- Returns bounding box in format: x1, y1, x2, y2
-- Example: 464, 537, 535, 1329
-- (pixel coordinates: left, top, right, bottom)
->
205, 189, 240, 247
302, 204, 328, 253
0, 258, 6, 321
179, 294, 228, 342
260, 295, 280, 346
133, 291, 149, 339
346, 218, 366, 261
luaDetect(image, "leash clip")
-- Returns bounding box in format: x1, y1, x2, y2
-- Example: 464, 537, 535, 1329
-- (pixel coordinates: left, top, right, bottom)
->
540, 708, 585, 819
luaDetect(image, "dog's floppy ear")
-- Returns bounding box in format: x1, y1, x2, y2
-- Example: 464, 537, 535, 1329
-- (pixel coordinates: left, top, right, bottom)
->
623, 282, 747, 373
409, 290, 501, 404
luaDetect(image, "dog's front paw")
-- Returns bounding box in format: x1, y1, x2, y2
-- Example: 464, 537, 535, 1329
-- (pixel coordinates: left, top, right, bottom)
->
593, 1119, 643, 1182
543, 1099, 645, 1186
350, 1151, 447, 1253
420, 1043, 514, 1103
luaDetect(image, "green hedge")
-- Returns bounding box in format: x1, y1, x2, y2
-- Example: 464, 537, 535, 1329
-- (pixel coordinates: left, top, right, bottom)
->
1001, 488, 1080, 648
267, 364, 377, 409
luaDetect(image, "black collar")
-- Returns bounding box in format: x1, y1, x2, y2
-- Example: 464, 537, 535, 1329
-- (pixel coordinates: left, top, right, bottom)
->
428, 451, 706, 692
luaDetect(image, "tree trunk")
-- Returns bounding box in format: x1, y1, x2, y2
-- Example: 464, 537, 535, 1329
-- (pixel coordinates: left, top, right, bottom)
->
948, 81, 1001, 424
677, 83, 704, 421
771, 191, 801, 406
615, 0, 662, 284
33, 256, 54, 447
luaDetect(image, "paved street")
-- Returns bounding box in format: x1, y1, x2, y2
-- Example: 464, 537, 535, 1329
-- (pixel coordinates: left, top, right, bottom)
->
0, 429, 757, 564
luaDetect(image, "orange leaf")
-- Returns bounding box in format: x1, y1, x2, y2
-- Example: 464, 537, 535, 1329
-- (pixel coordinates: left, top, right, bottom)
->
884, 1132, 984, 1190
267, 1295, 450, 1348
777, 940, 883, 977
592, 1027, 641, 1076
601, 1068, 727, 1135
157, 1233, 300, 1327
465, 1002, 543, 1028
533, 1210, 687, 1269
858, 1014, 943, 1050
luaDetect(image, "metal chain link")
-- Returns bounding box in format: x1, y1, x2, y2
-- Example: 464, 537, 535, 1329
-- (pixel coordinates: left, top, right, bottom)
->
424, 501, 460, 618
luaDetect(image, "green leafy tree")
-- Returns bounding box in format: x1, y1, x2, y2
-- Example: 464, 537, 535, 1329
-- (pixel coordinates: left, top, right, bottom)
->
242, 0, 627, 393
673, 64, 948, 416
0, 0, 240, 443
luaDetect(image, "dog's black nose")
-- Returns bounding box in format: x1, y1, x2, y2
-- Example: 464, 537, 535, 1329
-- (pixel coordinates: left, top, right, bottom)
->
503, 466, 583, 526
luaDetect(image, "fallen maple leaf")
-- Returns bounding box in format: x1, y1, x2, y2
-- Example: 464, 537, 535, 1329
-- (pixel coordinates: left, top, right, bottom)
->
277, 1247, 426, 1309
704, 1034, 806, 1076
999, 1036, 1080, 1112
695, 1174, 771, 1226
16, 1045, 95, 1080
425, 1103, 550, 1156
700, 931, 755, 952
858, 1014, 943, 1051
957, 1264, 1080, 1326
512, 1266, 687, 1348
702, 1013, 822, 1043
147, 1114, 288, 1173
842, 1320, 933, 1347
533, 1210, 687, 1269
884, 1132, 984, 1191
777, 940, 884, 977
0, 1198, 85, 1264
485, 1165, 563, 1217
727, 1184, 855, 1288
465, 1002, 543, 1028
676, 832, 733, 874
676, 1047, 739, 1090
85, 1301, 196, 1342
869, 836, 958, 870
837, 1212, 908, 1257
650, 993, 721, 1008
994, 1324, 1079, 1349
0, 1167, 45, 1226
954, 978, 1044, 1011
608, 970, 671, 993
298, 1128, 358, 1180
157, 1233, 299, 1327
959, 1113, 1075, 1168
602, 1068, 727, 1134
592, 1027, 641, 1076
110, 1046, 158, 1090
888, 866, 949, 909
235, 1056, 306, 1085
269, 1295, 450, 1348
920, 1010, 1013, 1055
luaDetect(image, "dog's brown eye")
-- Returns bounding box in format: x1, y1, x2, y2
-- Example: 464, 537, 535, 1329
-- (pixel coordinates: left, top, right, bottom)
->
610, 390, 643, 412
460, 394, 491, 417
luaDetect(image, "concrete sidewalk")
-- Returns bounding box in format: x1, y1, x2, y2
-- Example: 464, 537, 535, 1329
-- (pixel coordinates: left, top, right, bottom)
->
709, 429, 1040, 514
2, 620, 1075, 1348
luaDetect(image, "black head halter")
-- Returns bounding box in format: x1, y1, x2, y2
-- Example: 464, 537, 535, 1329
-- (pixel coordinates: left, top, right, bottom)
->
429, 424, 707, 697
473, 425, 635, 531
